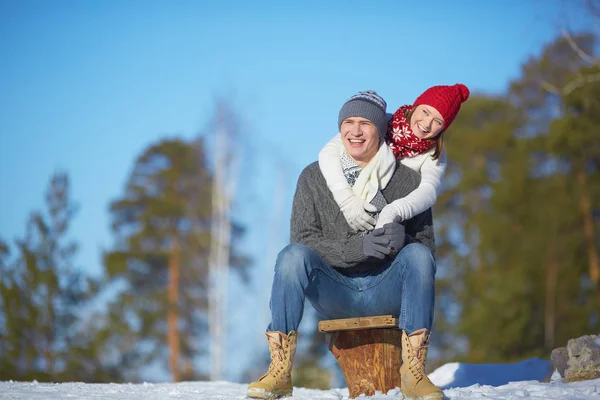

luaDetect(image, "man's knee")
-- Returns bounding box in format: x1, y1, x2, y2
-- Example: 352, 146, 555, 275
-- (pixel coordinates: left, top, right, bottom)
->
396, 243, 436, 276
275, 243, 314, 280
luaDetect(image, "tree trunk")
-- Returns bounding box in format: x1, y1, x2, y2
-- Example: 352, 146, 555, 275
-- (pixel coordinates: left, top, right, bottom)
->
472, 154, 487, 288
44, 340, 53, 376
45, 300, 54, 375
327, 329, 402, 398
319, 317, 402, 399
545, 255, 558, 349
168, 240, 181, 382
576, 169, 599, 287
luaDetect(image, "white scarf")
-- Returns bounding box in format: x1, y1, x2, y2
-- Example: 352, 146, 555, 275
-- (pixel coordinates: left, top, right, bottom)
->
342, 141, 397, 202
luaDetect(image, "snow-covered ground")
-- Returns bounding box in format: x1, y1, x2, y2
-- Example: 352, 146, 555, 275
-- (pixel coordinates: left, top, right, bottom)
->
1, 358, 598, 399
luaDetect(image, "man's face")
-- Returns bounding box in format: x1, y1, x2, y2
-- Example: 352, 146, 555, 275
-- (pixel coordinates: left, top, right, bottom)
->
411, 105, 445, 139
340, 117, 380, 167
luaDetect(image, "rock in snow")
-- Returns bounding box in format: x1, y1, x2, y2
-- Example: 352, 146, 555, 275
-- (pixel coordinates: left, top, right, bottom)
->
565, 334, 600, 383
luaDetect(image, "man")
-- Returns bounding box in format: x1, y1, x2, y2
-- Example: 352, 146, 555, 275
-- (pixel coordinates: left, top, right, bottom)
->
247, 90, 443, 400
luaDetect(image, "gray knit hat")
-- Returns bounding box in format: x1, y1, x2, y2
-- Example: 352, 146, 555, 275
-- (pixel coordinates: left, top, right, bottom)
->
338, 90, 387, 138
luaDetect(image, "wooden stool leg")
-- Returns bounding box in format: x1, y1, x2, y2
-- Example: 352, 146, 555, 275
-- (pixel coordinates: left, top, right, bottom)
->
327, 329, 402, 398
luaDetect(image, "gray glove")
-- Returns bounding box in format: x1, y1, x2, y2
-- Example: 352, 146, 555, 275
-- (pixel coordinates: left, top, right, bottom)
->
362, 228, 391, 260
380, 222, 406, 255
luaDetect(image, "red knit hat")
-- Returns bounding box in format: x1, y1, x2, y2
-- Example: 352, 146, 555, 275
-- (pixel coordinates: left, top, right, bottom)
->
412, 84, 470, 130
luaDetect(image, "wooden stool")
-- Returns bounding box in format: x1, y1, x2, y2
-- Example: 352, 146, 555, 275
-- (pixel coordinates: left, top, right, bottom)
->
318, 315, 402, 398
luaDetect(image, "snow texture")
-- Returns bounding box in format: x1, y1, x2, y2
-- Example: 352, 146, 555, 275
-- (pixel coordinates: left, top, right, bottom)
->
1, 359, 599, 399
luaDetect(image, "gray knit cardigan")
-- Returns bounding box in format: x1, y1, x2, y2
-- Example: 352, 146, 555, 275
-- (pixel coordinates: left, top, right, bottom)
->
290, 161, 435, 271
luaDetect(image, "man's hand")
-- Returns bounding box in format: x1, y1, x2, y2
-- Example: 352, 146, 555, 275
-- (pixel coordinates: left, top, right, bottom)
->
380, 221, 406, 255
335, 187, 377, 231
362, 228, 391, 259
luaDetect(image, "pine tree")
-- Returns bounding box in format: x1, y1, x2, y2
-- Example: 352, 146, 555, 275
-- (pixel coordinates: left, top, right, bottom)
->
433, 33, 600, 363
0, 172, 102, 381
103, 137, 250, 381
546, 64, 600, 288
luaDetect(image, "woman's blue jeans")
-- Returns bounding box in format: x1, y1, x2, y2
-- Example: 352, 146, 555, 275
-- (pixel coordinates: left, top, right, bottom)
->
267, 242, 436, 335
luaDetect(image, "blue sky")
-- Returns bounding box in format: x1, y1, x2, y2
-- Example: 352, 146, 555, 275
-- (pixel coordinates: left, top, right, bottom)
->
0, 0, 591, 382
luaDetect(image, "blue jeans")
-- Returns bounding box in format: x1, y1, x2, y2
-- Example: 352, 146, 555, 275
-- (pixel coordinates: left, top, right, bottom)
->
267, 243, 436, 335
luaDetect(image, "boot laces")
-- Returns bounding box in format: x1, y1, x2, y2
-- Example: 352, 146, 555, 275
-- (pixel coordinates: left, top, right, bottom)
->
265, 339, 288, 380
407, 337, 429, 381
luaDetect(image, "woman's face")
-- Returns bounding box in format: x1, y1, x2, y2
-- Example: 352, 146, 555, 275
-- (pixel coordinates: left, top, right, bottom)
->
410, 105, 444, 139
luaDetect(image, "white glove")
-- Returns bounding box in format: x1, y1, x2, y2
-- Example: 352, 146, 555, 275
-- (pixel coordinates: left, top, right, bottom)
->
375, 203, 402, 230
334, 188, 377, 231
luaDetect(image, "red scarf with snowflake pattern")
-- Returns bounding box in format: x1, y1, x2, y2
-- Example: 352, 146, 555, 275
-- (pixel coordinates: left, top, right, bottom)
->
385, 105, 436, 159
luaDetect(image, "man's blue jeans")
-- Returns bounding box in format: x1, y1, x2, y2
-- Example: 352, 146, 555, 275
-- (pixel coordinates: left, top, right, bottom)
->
267, 242, 436, 335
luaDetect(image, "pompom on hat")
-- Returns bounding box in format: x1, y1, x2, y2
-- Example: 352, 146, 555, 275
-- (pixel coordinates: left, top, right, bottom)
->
412, 84, 470, 130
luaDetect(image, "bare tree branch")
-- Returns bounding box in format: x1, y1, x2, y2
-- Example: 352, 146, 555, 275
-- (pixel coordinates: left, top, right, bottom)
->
561, 28, 598, 65
542, 72, 600, 97
563, 71, 600, 95
541, 80, 562, 96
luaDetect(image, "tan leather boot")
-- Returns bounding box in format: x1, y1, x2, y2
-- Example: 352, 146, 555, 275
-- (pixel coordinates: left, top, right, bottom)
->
400, 329, 445, 400
247, 330, 297, 399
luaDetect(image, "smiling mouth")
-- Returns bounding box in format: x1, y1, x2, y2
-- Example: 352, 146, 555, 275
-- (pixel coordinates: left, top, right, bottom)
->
348, 138, 365, 147
416, 123, 430, 134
